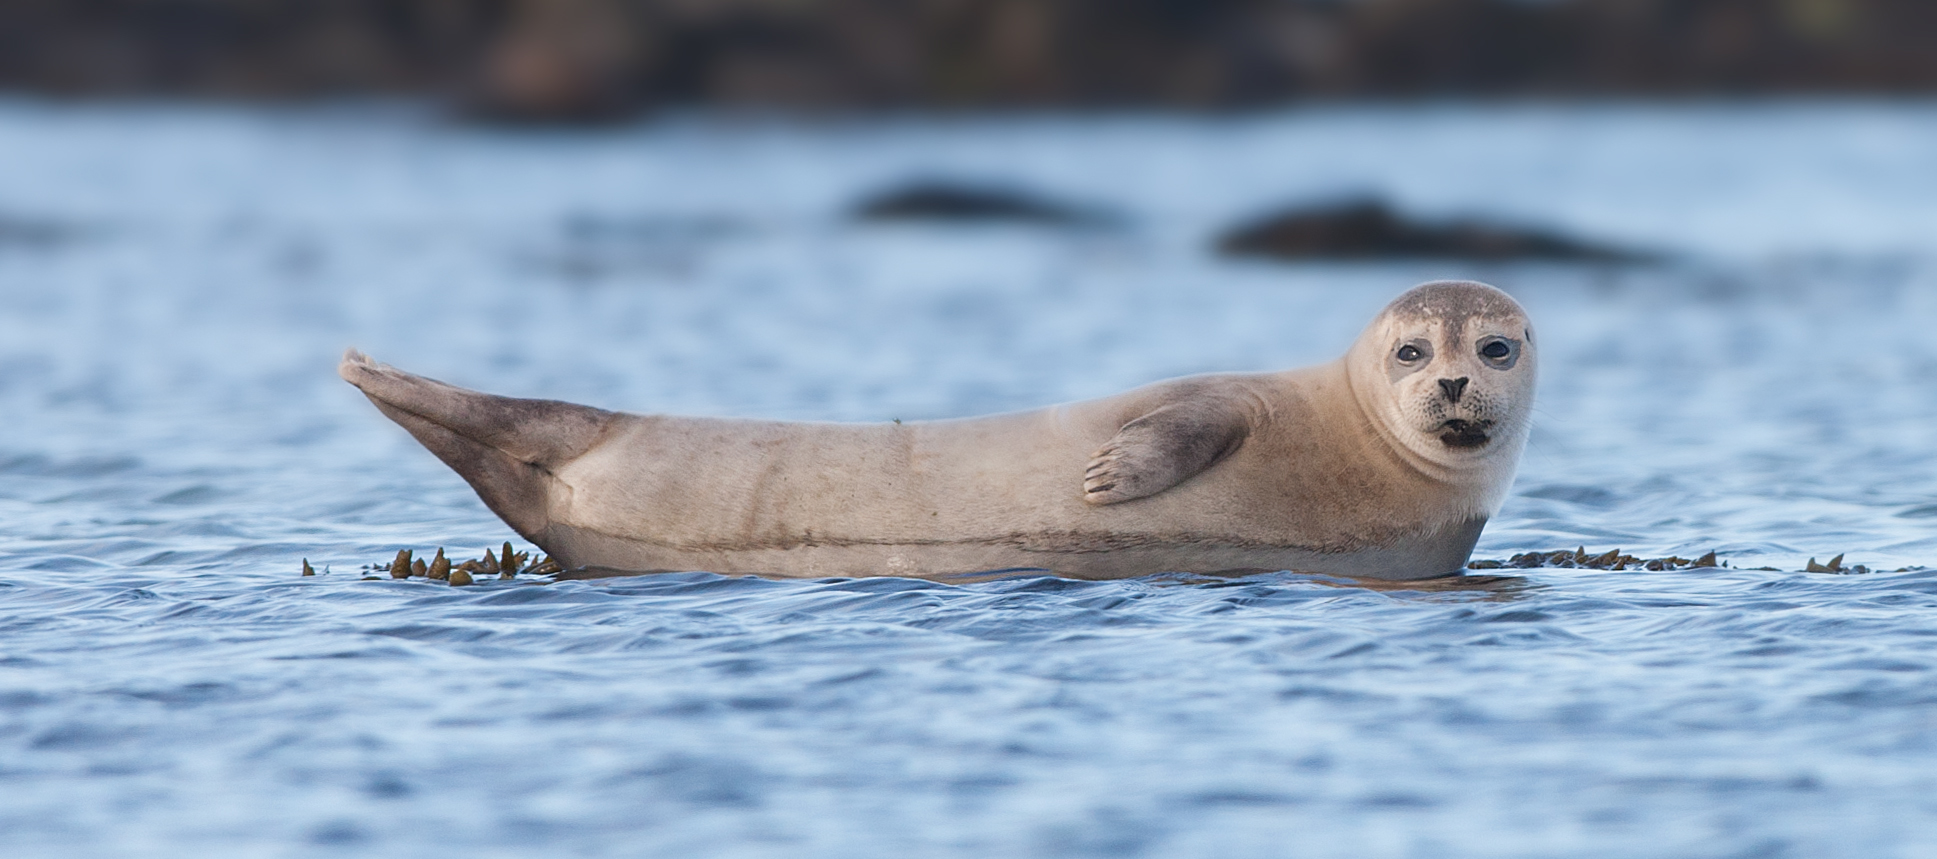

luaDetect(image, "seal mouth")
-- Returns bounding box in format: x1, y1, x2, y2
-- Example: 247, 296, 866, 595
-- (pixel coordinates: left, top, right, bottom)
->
1436, 419, 1492, 449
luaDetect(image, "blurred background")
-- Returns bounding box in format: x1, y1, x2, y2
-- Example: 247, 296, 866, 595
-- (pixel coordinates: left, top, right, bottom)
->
3, 0, 1935, 119
8, 3, 1937, 858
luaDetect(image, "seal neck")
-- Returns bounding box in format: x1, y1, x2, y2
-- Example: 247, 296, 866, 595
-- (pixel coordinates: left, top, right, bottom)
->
1340, 357, 1509, 514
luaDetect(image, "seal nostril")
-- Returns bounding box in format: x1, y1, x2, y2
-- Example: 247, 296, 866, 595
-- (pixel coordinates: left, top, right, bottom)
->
1438, 377, 1469, 403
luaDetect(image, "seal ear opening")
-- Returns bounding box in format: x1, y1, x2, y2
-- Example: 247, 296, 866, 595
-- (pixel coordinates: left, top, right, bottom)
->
338, 349, 618, 546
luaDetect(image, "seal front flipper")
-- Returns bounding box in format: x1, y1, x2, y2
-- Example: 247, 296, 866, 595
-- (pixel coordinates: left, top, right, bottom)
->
1082, 397, 1253, 505
337, 349, 618, 543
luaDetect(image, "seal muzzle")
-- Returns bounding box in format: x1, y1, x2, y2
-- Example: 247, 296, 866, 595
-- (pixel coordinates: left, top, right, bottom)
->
1436, 419, 1491, 449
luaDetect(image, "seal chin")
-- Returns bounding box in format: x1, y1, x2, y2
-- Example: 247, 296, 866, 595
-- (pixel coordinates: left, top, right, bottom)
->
1436, 419, 1492, 449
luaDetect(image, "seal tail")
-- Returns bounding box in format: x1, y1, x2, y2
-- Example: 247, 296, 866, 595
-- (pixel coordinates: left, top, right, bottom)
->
337, 349, 617, 544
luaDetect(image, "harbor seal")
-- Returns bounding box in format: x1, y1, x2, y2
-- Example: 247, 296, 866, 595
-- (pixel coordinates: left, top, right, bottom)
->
340, 280, 1535, 580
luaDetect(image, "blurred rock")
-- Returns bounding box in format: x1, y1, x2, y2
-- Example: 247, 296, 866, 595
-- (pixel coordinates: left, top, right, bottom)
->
0, 0, 490, 96
0, 214, 82, 249
1216, 198, 1647, 262
852, 181, 1106, 225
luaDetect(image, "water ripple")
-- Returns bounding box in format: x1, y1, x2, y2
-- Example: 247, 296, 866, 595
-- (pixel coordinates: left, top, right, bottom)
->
7, 102, 1937, 858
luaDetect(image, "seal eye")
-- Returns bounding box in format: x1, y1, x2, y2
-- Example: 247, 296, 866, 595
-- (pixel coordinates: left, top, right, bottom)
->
1396, 345, 1422, 363
1480, 341, 1511, 360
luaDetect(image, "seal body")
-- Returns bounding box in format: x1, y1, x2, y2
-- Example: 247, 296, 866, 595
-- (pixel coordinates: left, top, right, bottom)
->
341, 280, 1536, 580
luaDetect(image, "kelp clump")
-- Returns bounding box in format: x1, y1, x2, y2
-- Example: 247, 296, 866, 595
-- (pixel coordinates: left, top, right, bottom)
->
1471, 548, 1884, 574
312, 544, 1900, 582
321, 541, 562, 585
1469, 547, 1722, 571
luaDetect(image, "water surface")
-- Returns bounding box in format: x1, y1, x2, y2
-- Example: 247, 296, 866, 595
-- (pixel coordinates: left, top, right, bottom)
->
4, 100, 1937, 857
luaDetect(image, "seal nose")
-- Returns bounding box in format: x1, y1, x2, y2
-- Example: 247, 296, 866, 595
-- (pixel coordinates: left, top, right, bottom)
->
1438, 377, 1469, 403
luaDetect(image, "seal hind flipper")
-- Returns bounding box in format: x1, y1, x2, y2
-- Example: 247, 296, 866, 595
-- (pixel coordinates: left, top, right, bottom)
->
337, 349, 618, 542
1082, 400, 1251, 505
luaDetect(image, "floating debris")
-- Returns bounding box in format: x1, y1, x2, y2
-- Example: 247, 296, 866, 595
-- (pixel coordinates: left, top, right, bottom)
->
449, 567, 475, 586
1216, 197, 1651, 263
301, 559, 315, 577
427, 548, 450, 581
389, 549, 413, 579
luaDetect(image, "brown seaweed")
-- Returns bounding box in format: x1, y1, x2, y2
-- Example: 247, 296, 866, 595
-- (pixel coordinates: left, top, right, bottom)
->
1471, 548, 1895, 574
330, 543, 557, 586
320, 542, 1911, 583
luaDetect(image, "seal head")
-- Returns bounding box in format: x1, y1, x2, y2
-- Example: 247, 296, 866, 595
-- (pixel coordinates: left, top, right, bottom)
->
1345, 280, 1536, 511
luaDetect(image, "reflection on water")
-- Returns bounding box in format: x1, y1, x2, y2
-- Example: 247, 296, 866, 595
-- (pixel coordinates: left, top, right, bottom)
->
1302, 573, 1539, 601
4, 101, 1937, 857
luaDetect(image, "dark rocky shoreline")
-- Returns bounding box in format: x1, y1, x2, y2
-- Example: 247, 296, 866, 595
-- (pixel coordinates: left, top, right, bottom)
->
2, 0, 1933, 121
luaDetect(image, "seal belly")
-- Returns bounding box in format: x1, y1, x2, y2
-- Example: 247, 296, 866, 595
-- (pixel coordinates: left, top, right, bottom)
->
539, 515, 1487, 581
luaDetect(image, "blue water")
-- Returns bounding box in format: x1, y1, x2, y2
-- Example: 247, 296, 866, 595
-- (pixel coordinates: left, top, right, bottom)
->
4, 100, 1937, 857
